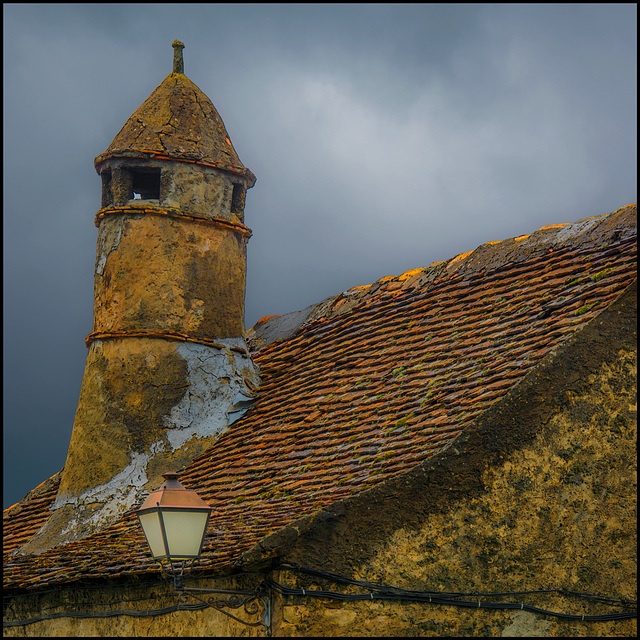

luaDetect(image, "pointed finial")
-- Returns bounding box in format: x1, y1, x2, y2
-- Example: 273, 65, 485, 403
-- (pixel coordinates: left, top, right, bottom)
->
172, 40, 185, 74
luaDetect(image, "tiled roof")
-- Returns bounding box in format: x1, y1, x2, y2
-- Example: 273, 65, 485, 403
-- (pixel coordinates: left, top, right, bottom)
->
3, 473, 61, 557
3, 204, 637, 591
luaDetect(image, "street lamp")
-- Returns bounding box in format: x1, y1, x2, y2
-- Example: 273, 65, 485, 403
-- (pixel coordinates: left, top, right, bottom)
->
136, 472, 270, 632
137, 471, 211, 583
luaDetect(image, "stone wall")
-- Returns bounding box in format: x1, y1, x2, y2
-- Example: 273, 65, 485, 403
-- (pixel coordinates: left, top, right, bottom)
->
272, 342, 636, 636
3, 574, 268, 637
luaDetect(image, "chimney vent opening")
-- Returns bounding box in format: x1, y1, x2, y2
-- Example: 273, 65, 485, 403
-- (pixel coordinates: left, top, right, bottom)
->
230, 183, 246, 217
131, 168, 161, 201
101, 170, 113, 208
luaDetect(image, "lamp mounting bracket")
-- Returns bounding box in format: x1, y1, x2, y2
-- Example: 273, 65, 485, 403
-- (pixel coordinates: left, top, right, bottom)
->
176, 585, 271, 633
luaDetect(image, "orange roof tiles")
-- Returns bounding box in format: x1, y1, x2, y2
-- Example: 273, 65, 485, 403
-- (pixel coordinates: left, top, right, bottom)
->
3, 473, 61, 557
3, 205, 637, 591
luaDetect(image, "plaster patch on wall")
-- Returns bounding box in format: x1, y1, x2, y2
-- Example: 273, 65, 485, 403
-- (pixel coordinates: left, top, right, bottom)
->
501, 610, 552, 637
163, 339, 260, 451
96, 254, 107, 276
96, 217, 123, 275
53, 441, 166, 538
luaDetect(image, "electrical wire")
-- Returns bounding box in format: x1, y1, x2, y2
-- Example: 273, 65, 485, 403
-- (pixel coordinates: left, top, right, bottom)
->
267, 580, 635, 622
276, 564, 636, 606
3, 564, 636, 627
268, 564, 636, 623
2, 601, 208, 627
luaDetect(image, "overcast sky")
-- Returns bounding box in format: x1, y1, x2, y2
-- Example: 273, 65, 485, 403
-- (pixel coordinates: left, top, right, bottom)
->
3, 4, 637, 509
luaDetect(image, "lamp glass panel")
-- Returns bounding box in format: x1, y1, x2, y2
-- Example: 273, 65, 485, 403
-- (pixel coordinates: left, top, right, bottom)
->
138, 511, 167, 558
161, 510, 209, 559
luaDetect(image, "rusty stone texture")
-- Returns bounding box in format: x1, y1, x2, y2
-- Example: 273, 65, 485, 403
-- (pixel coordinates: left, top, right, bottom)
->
94, 213, 247, 339
95, 72, 255, 186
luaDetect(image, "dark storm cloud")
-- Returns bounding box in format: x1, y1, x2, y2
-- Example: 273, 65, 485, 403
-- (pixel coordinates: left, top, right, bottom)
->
3, 3, 636, 508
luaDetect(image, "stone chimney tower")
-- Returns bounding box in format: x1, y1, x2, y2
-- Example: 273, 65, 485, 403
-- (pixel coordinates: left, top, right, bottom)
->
25, 42, 260, 553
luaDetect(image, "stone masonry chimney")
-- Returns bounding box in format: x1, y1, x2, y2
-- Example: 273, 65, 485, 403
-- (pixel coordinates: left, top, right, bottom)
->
23, 42, 260, 553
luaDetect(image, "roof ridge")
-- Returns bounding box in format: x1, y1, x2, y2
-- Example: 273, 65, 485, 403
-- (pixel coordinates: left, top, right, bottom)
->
246, 204, 637, 352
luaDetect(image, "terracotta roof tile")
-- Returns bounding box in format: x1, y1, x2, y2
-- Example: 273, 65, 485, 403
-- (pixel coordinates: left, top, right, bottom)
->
3, 473, 62, 557
3, 205, 637, 591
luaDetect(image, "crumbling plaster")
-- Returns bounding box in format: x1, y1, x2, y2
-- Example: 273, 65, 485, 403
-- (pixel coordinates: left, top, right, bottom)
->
20, 337, 259, 555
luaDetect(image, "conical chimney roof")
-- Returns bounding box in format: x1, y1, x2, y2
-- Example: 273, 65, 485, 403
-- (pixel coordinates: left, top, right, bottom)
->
94, 41, 255, 186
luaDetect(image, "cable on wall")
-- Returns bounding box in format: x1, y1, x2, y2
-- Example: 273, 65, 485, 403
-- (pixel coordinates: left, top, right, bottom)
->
268, 564, 636, 623
3, 565, 636, 627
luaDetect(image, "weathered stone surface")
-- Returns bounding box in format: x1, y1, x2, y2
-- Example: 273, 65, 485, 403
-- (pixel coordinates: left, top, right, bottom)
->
94, 213, 248, 339
100, 157, 250, 224
161, 161, 246, 224
94, 71, 255, 186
